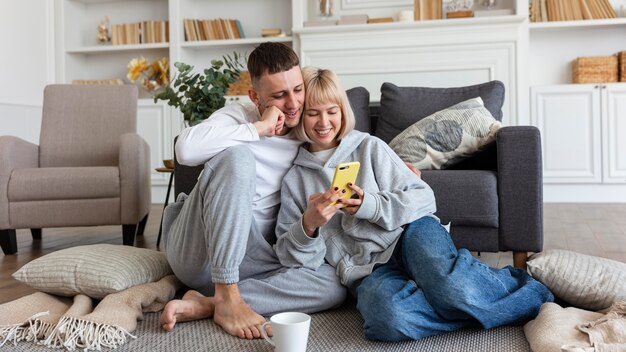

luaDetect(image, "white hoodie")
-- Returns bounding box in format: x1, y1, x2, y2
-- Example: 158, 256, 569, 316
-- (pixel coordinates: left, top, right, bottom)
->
175, 103, 302, 239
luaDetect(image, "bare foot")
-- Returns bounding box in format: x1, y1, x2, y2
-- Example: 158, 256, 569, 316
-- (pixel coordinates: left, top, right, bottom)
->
212, 284, 266, 340
160, 290, 215, 332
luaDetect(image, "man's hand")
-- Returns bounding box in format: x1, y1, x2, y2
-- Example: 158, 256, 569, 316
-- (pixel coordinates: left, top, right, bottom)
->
254, 106, 285, 137
405, 162, 421, 177
302, 189, 343, 237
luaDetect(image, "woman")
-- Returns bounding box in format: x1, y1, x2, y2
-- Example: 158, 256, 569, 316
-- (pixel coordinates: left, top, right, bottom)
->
274, 67, 553, 341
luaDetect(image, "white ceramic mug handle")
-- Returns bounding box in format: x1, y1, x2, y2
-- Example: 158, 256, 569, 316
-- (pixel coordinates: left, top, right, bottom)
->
260, 321, 274, 346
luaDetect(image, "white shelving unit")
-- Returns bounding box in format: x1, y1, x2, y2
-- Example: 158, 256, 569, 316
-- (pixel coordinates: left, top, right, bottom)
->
528, 1, 626, 201
171, 0, 292, 72
53, 0, 626, 202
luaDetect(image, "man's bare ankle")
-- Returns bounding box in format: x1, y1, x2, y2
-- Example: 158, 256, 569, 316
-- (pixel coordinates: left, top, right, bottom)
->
214, 283, 242, 301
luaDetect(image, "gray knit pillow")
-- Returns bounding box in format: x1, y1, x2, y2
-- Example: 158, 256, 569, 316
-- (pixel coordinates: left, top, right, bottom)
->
13, 244, 172, 299
389, 97, 501, 170
527, 249, 626, 311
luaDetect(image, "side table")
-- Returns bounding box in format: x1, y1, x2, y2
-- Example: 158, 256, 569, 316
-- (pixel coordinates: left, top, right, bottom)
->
155, 167, 174, 247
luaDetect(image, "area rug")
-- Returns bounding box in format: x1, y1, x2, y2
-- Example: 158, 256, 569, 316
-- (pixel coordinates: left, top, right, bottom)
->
4, 299, 531, 352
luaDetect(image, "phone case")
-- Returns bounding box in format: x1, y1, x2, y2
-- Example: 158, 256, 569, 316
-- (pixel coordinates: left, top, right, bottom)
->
330, 161, 360, 205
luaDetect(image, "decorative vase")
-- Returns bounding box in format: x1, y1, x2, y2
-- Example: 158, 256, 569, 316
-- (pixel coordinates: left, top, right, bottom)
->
318, 0, 333, 17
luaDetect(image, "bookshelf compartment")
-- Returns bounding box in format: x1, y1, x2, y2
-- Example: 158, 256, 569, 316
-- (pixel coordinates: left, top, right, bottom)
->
63, 0, 169, 49
177, 0, 293, 42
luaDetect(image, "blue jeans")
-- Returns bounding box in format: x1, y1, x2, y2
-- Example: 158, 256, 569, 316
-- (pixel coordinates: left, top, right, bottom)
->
356, 216, 554, 341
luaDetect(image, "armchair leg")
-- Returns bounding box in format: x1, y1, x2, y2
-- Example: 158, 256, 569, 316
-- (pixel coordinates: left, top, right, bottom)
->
31, 228, 42, 240
1, 229, 18, 255
122, 224, 137, 246
513, 251, 528, 270
136, 214, 148, 237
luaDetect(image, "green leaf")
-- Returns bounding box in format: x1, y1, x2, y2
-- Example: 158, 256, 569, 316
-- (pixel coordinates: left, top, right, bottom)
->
152, 53, 244, 123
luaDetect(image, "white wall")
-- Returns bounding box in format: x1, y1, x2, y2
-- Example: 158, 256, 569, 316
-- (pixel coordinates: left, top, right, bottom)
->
0, 1, 52, 144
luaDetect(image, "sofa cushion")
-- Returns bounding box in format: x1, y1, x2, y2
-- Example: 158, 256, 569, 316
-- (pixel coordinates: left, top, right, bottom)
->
527, 249, 626, 311
8, 166, 120, 201
388, 97, 502, 170
421, 170, 499, 228
377, 81, 505, 143
12, 244, 172, 299
346, 86, 371, 133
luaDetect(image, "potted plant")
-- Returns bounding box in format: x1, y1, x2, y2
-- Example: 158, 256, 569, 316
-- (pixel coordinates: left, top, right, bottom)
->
154, 52, 245, 126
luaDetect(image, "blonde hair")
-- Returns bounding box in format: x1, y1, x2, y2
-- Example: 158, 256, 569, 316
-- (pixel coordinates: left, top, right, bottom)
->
294, 67, 355, 143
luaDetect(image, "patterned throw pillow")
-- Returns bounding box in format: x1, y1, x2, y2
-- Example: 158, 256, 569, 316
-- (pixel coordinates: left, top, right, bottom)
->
527, 249, 626, 311
388, 97, 502, 170
12, 244, 172, 299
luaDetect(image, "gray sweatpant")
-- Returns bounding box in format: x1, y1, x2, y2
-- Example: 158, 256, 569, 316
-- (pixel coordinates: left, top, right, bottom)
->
162, 145, 347, 316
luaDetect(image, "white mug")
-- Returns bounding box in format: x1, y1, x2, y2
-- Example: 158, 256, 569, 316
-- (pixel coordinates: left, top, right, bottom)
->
260, 312, 311, 352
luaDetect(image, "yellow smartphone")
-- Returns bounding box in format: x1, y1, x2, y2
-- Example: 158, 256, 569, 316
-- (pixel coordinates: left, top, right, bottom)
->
330, 161, 360, 206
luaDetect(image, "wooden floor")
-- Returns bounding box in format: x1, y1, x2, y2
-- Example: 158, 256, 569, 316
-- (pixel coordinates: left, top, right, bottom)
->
1, 203, 626, 304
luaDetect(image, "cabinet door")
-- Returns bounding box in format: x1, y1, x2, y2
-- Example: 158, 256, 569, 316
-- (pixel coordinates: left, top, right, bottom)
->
137, 100, 175, 201
602, 84, 626, 184
531, 84, 601, 183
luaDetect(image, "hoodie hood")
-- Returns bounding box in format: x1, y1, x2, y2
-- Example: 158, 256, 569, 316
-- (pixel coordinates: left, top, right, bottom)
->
293, 130, 369, 170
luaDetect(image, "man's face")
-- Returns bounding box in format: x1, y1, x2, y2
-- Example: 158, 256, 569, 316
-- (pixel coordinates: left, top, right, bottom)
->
249, 66, 304, 128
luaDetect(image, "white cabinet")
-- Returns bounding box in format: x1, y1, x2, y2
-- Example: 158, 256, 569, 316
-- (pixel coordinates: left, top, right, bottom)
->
602, 84, 626, 184
528, 14, 626, 201
532, 85, 602, 183
532, 84, 626, 186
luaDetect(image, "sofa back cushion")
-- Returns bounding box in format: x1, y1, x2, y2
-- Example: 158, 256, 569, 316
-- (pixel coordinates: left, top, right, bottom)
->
376, 81, 505, 143
40, 84, 138, 167
346, 86, 371, 133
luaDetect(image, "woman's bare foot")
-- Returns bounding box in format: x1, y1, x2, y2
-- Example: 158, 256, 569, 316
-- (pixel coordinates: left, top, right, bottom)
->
160, 290, 215, 331
212, 284, 266, 340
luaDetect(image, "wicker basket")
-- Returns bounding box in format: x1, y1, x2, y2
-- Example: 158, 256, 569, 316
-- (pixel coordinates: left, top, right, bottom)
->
619, 51, 626, 82
226, 71, 251, 96
572, 56, 618, 84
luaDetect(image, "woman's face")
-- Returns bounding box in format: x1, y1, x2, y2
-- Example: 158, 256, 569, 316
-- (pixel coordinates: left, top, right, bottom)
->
304, 101, 342, 152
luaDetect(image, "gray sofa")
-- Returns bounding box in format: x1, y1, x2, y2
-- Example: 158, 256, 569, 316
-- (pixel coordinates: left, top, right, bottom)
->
173, 80, 543, 268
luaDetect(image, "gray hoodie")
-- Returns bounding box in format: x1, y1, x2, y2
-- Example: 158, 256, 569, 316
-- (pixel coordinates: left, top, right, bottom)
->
275, 130, 437, 288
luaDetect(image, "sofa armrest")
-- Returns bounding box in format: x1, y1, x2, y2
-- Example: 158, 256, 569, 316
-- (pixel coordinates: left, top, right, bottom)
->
496, 126, 543, 252
173, 136, 203, 199
0, 136, 39, 228
119, 133, 151, 224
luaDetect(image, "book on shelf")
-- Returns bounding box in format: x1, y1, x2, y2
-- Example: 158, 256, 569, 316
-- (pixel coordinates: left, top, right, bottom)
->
367, 17, 394, 23
110, 20, 168, 45
530, 0, 616, 22
183, 18, 243, 41
261, 27, 286, 37
414, 0, 443, 20
446, 10, 474, 18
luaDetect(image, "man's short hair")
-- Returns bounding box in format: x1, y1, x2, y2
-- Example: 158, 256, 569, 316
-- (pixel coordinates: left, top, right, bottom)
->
294, 67, 356, 143
247, 42, 300, 86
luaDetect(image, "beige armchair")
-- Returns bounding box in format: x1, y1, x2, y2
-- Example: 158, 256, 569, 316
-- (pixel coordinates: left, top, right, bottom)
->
0, 84, 151, 254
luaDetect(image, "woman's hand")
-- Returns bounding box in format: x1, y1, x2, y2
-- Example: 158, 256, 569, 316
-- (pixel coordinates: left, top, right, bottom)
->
338, 183, 364, 215
302, 188, 343, 237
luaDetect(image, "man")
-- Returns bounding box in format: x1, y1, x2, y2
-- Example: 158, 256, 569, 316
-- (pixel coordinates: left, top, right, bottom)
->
159, 43, 347, 339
